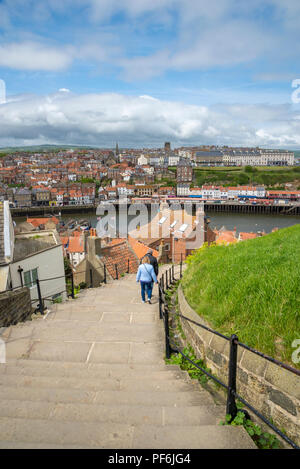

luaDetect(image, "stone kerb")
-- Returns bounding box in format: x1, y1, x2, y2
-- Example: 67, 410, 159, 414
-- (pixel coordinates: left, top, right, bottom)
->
177, 285, 300, 446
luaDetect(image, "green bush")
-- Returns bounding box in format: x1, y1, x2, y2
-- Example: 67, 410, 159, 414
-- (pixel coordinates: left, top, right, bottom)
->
166, 345, 212, 385
220, 412, 281, 449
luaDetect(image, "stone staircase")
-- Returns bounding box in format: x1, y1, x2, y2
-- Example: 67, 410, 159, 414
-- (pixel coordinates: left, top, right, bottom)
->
0, 268, 255, 449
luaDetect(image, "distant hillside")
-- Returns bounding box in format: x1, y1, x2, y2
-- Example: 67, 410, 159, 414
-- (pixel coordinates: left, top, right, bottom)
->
181, 224, 300, 367
0, 144, 99, 153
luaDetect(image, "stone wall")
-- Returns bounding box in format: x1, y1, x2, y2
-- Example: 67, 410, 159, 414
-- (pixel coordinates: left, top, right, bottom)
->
177, 285, 300, 447
0, 287, 33, 327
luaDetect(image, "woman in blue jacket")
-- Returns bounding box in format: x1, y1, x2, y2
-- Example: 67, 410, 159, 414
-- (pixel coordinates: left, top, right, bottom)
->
136, 256, 158, 304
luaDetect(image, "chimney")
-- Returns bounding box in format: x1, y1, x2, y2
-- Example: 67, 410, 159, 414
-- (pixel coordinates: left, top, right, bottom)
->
87, 235, 101, 261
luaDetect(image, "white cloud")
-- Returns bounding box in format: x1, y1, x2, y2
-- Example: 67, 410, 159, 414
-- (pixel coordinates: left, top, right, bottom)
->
0, 91, 299, 148
0, 42, 73, 71
0, 0, 299, 78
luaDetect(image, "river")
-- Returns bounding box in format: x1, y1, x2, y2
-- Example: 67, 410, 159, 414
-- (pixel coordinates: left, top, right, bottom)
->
14, 210, 300, 235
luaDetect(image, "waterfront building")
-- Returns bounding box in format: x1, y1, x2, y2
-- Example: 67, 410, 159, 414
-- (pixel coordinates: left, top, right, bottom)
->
222, 149, 294, 166
177, 183, 191, 196
176, 159, 193, 183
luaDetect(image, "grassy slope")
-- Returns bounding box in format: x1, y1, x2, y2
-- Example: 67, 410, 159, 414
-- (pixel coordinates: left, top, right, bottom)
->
181, 224, 300, 366
193, 167, 300, 187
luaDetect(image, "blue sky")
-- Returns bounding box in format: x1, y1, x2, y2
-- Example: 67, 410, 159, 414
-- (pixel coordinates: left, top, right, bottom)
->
0, 0, 300, 148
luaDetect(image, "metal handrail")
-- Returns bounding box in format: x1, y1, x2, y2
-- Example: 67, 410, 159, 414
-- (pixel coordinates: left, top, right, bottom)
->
0, 257, 133, 297
159, 265, 300, 450
0, 257, 133, 315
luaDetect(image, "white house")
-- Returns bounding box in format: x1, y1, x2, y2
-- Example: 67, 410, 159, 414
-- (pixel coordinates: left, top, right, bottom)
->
201, 186, 224, 199
149, 156, 160, 166
0, 202, 66, 306
9, 230, 67, 306
168, 155, 180, 166
177, 183, 190, 196
137, 154, 148, 166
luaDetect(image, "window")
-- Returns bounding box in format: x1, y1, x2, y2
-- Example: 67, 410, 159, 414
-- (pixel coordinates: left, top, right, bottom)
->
24, 268, 38, 288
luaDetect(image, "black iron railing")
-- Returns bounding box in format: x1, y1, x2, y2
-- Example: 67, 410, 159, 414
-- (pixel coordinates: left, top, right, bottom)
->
0, 258, 133, 315
158, 264, 300, 450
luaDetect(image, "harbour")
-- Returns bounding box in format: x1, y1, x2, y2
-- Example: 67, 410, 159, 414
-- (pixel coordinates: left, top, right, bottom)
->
13, 206, 300, 236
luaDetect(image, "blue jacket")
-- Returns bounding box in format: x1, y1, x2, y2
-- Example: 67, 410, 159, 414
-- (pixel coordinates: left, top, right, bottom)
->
136, 263, 157, 283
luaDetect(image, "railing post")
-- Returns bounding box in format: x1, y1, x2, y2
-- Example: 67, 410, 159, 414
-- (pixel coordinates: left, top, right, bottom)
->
226, 334, 238, 421
172, 264, 175, 282
180, 254, 183, 278
104, 264, 107, 284
71, 271, 75, 299
36, 278, 44, 315
161, 273, 165, 292
159, 282, 163, 320
127, 259, 130, 274
89, 269, 93, 288
164, 305, 171, 359
165, 270, 169, 290
115, 264, 118, 280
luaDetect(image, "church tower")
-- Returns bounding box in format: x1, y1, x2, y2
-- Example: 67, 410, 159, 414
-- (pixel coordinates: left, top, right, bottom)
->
115, 142, 120, 162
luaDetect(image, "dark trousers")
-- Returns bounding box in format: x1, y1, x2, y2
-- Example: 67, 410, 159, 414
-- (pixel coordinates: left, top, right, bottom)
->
140, 281, 153, 301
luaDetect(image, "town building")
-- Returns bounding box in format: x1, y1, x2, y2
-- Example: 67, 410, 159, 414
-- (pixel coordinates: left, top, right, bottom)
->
176, 159, 193, 183
14, 188, 32, 207
0, 202, 66, 306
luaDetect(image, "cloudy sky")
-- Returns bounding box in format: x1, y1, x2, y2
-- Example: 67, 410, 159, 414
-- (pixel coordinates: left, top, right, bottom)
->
0, 0, 300, 148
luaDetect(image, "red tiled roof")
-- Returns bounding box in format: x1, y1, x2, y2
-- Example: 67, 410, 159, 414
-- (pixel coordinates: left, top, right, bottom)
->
100, 240, 139, 279
127, 235, 159, 261
68, 236, 85, 253
27, 217, 59, 227
214, 230, 237, 245
239, 232, 258, 240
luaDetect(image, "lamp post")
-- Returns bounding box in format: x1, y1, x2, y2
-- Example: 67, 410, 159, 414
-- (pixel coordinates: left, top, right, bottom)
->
17, 266, 24, 287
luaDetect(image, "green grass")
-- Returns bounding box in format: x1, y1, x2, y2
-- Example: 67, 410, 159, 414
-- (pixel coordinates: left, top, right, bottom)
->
181, 224, 300, 366
193, 166, 300, 187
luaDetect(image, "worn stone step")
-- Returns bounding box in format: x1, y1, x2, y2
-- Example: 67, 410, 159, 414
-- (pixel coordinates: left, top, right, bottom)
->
1, 359, 184, 374
0, 417, 133, 448
0, 374, 197, 393
4, 339, 165, 364
0, 399, 222, 426
0, 442, 85, 449
49, 302, 159, 315
6, 322, 164, 342
0, 417, 255, 449
0, 385, 214, 406
0, 362, 188, 381
132, 424, 256, 449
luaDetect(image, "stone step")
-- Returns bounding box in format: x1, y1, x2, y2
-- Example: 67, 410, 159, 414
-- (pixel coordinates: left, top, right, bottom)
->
0, 374, 197, 393
0, 417, 255, 449
0, 362, 188, 381
5, 339, 166, 364
0, 385, 215, 406
1, 359, 184, 375
50, 302, 159, 314
6, 321, 163, 339
0, 417, 133, 449
132, 424, 256, 449
0, 399, 222, 426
